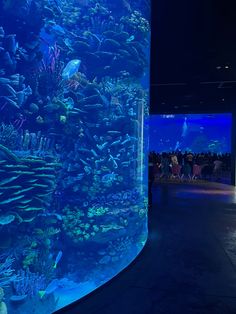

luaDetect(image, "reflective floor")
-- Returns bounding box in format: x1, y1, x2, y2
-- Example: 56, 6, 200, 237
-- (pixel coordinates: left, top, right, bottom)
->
55, 182, 236, 314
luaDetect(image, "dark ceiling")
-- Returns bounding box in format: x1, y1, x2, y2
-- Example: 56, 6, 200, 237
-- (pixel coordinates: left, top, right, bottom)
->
151, 0, 236, 114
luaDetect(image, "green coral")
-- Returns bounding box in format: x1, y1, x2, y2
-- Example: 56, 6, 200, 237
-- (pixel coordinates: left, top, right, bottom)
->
23, 251, 38, 269
62, 205, 112, 243
62, 205, 100, 243
87, 206, 109, 217
121, 10, 150, 34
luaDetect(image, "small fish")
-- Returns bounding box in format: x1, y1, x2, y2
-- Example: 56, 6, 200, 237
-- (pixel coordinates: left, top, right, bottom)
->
62, 59, 81, 80
121, 138, 131, 145
91, 149, 98, 157
102, 172, 117, 183
39, 279, 60, 298
126, 35, 135, 43
119, 148, 126, 153
76, 173, 84, 180
53, 251, 63, 269
80, 158, 89, 166
64, 38, 73, 49
0, 195, 24, 205
38, 213, 62, 221
96, 142, 108, 150
51, 24, 65, 36
111, 140, 121, 146
107, 131, 121, 134
122, 161, 130, 166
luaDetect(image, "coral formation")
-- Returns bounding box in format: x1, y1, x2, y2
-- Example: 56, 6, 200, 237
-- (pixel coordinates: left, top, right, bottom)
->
0, 145, 59, 225
0, 287, 7, 314
0, 0, 150, 312
0, 256, 16, 288
12, 269, 46, 299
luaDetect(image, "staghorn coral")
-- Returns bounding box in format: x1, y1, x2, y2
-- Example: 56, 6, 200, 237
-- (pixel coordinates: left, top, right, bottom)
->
0, 123, 19, 149
12, 268, 46, 298
0, 255, 16, 288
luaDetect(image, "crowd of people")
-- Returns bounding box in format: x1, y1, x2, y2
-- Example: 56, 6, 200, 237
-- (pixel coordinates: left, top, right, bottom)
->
148, 151, 231, 182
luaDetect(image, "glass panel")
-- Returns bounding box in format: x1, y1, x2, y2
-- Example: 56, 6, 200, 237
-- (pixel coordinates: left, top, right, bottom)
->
0, 0, 150, 312
149, 113, 232, 184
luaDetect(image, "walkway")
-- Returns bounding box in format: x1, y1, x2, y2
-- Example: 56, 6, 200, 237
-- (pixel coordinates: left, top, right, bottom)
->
56, 183, 236, 314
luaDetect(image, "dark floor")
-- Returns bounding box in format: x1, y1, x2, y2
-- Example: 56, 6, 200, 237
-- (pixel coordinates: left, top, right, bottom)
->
56, 182, 236, 314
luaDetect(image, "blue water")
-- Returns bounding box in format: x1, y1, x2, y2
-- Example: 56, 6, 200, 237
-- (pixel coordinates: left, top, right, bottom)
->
0, 1, 150, 313
148, 114, 231, 153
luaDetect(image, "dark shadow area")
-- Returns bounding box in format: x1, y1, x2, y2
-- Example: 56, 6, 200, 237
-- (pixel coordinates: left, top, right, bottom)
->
55, 182, 236, 314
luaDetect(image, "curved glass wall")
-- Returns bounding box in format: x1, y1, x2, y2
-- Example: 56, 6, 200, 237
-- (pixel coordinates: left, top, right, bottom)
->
0, 0, 150, 313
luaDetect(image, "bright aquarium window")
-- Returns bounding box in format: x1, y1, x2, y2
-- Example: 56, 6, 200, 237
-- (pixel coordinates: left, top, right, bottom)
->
0, 0, 150, 313
149, 114, 232, 153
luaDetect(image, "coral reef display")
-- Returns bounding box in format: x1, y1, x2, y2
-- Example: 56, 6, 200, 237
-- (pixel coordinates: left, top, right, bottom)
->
0, 0, 150, 313
149, 114, 231, 153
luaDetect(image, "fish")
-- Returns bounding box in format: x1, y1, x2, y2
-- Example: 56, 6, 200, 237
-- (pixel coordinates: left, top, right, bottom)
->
111, 140, 121, 146
39, 279, 60, 298
53, 251, 63, 269
12, 187, 34, 195
0, 176, 20, 186
101, 172, 118, 183
96, 142, 108, 150
119, 148, 126, 153
76, 173, 84, 180
121, 161, 130, 166
84, 166, 92, 174
51, 24, 65, 36
107, 131, 121, 134
78, 148, 92, 154
0, 194, 24, 205
126, 35, 135, 43
38, 213, 63, 221
121, 138, 131, 145
24, 207, 43, 211
91, 149, 98, 157
80, 158, 89, 166
0, 214, 15, 225
84, 104, 103, 109
62, 59, 81, 80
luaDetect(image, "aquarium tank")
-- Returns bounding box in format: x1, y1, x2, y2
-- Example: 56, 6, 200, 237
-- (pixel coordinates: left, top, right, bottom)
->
0, 0, 150, 313
149, 114, 232, 153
